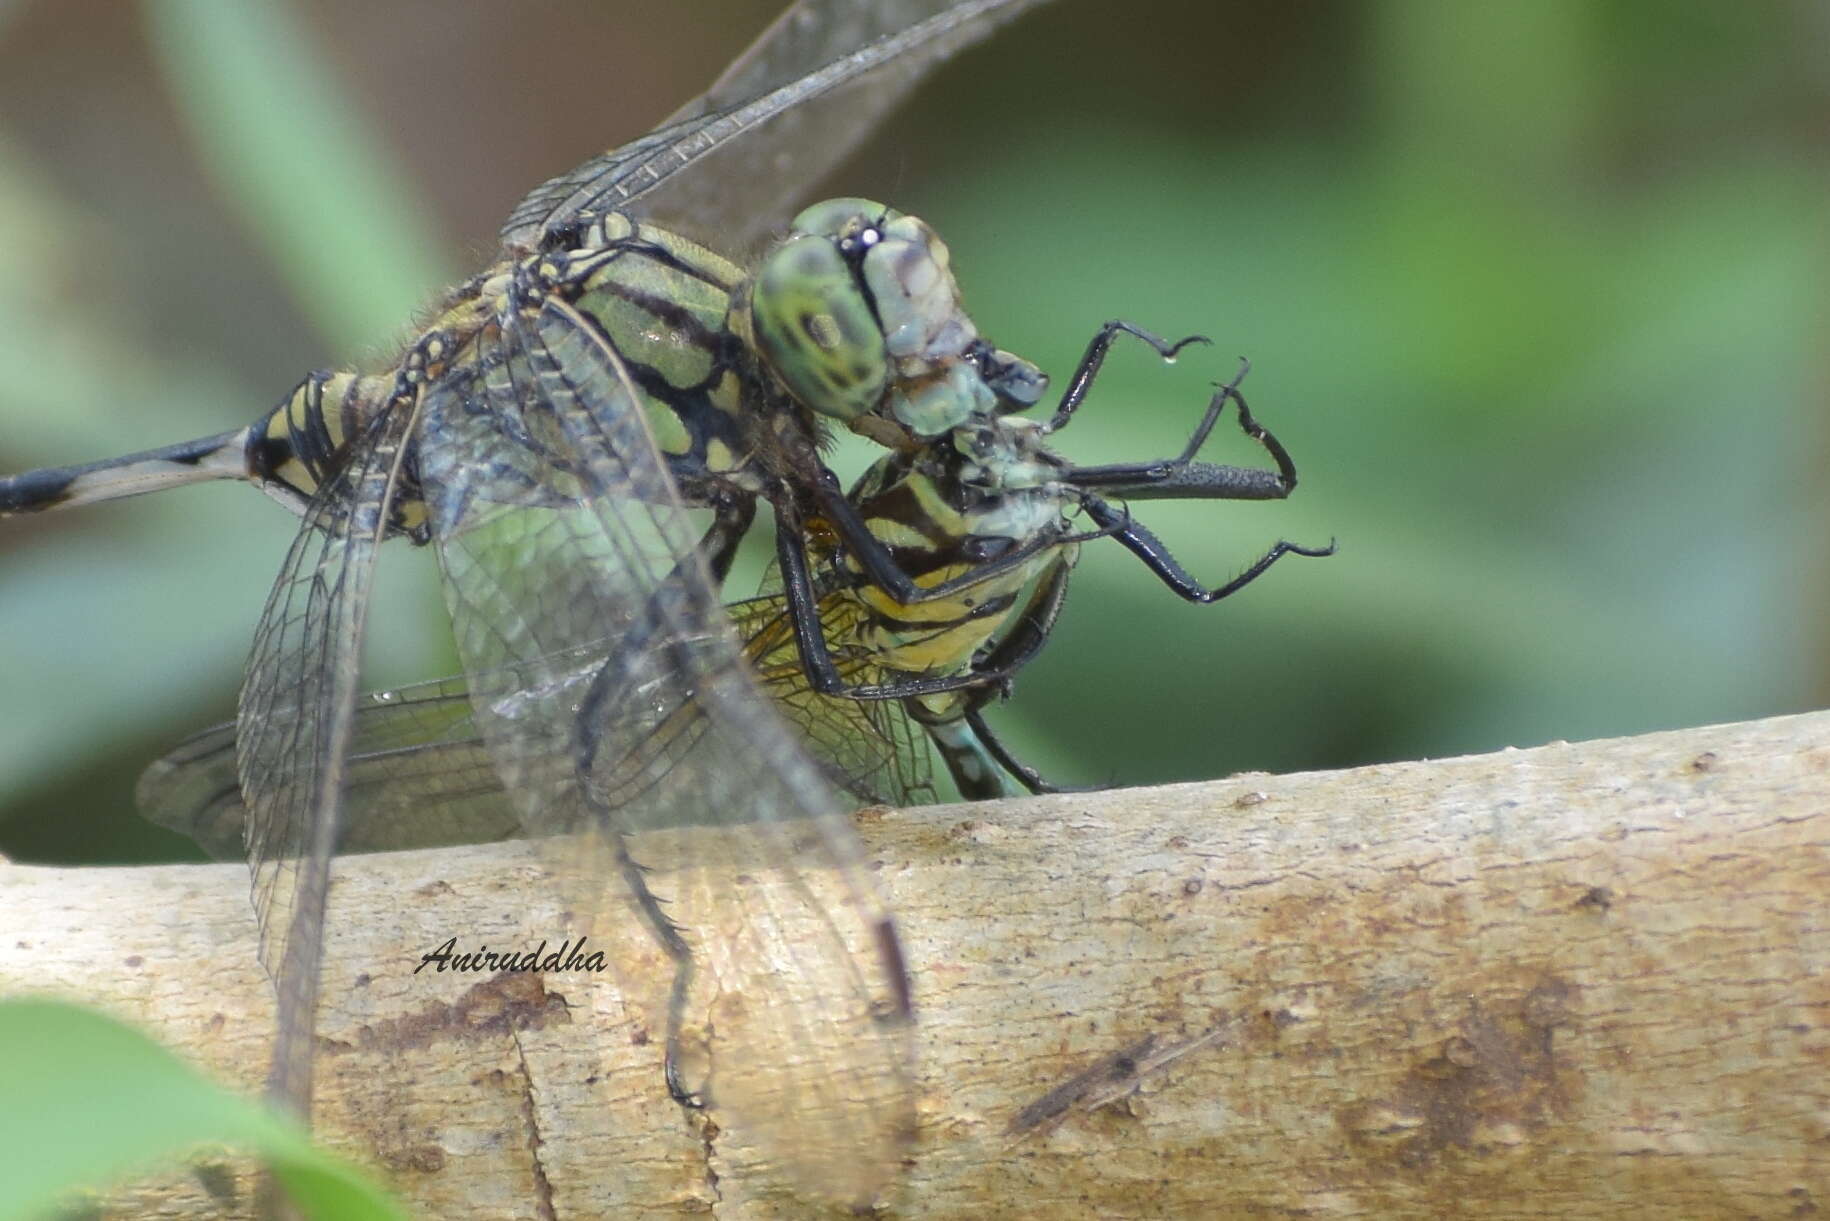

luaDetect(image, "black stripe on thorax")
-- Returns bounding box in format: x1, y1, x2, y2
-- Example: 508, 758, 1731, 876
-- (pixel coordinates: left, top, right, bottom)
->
864, 590, 1019, 637
595, 276, 729, 355
612, 233, 739, 293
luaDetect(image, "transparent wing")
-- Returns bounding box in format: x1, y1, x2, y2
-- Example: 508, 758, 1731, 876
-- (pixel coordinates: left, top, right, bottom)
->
138, 675, 520, 861
234, 394, 420, 1114
732, 590, 936, 807
139, 596, 935, 860
416, 282, 914, 1196
499, 0, 1049, 253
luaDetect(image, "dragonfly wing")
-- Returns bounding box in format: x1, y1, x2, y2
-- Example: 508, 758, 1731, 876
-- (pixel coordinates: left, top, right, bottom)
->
142, 605, 935, 860
140, 674, 522, 860
679, 0, 1000, 120
234, 394, 420, 1115
416, 284, 915, 1198
499, 0, 1049, 253
730, 590, 938, 808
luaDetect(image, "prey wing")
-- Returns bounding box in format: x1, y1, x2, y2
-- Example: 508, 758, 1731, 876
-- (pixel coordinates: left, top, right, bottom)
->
140, 595, 937, 859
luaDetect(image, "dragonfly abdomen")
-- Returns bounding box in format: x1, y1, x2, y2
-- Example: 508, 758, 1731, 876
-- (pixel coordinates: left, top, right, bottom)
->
0, 428, 249, 516
0, 367, 399, 522
247, 369, 400, 516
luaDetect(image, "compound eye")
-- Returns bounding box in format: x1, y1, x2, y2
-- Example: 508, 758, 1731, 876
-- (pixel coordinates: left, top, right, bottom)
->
790, 197, 902, 242
751, 233, 888, 421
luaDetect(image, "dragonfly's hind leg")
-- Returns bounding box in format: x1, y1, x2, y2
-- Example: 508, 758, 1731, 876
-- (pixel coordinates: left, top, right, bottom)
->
571, 597, 724, 1111
612, 836, 711, 1109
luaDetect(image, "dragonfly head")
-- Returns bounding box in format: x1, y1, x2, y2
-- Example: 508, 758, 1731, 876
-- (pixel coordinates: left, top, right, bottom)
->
750, 198, 1046, 440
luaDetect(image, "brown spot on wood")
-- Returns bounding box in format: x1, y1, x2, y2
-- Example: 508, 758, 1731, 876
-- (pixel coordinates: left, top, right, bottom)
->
1522, 978, 1572, 1029
122, 955, 142, 968
1336, 978, 1582, 1174
1182, 877, 1204, 896
1234, 790, 1267, 808
381, 1143, 447, 1174
333, 972, 571, 1055
1690, 750, 1719, 773
1574, 885, 1613, 912
192, 1160, 238, 1207
414, 880, 454, 899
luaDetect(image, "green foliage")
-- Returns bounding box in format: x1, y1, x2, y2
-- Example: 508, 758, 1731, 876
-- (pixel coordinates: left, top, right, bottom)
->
0, 0, 1821, 833
0, 1000, 406, 1219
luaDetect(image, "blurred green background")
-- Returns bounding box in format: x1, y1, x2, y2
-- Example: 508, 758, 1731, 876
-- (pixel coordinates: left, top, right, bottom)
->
0, 0, 1823, 865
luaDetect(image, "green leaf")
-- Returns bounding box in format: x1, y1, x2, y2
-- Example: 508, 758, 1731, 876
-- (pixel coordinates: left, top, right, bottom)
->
0, 999, 407, 1220
140, 0, 451, 352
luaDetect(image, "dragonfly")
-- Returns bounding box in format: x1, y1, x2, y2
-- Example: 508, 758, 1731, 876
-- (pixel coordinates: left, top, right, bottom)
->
0, 0, 1330, 1202
139, 349, 1328, 857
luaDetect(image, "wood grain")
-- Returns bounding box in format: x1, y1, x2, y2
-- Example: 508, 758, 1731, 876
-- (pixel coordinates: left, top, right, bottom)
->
4, 710, 1826, 1217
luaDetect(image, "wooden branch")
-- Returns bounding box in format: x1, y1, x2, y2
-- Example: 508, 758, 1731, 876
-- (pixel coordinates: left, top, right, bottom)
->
4, 711, 1826, 1218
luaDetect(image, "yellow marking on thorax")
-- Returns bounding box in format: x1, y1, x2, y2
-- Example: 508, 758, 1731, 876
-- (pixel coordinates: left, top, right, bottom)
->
870, 616, 1002, 676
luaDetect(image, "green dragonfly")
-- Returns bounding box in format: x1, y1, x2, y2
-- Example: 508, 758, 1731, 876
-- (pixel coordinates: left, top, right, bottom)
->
0, 0, 1329, 1202
139, 347, 1325, 854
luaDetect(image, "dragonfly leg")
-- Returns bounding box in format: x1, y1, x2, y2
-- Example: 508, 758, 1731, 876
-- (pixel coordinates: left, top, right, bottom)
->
1045, 319, 1212, 434
774, 511, 1033, 702
963, 706, 1104, 796
698, 490, 757, 584
1082, 493, 1336, 604
615, 836, 710, 1109
803, 468, 1118, 607
570, 594, 717, 1110
1063, 360, 1306, 501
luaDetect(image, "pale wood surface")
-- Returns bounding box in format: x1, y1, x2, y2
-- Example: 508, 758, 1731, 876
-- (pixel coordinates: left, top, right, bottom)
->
3, 710, 1826, 1218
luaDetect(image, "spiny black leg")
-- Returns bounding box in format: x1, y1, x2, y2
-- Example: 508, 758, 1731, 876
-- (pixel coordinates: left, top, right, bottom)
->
1047, 321, 1211, 434
572, 601, 709, 1110
1169, 358, 1255, 466
958, 706, 1104, 796
617, 837, 707, 1109
774, 494, 1014, 698
773, 491, 858, 698
805, 467, 1064, 607
1082, 493, 1335, 604
1068, 458, 1290, 502
765, 488, 1006, 699
1221, 380, 1300, 487
1064, 359, 1304, 504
